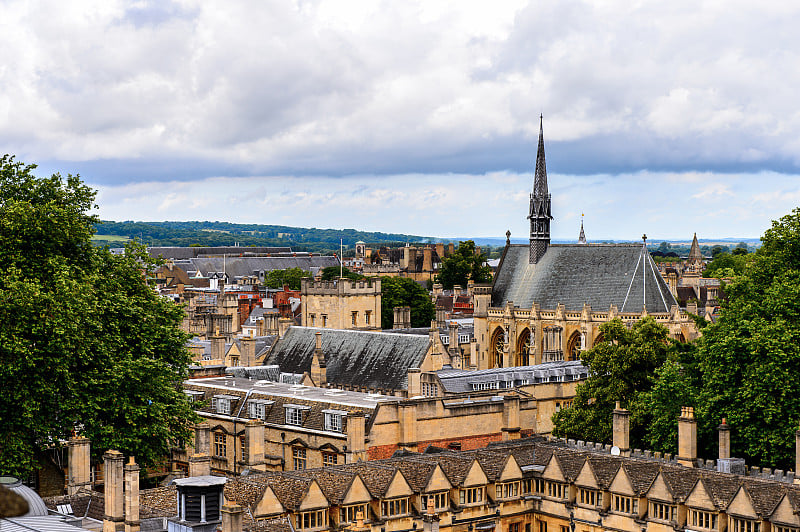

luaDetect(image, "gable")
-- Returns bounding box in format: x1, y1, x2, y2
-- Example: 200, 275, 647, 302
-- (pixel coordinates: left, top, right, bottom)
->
425, 465, 453, 493
685, 480, 715, 510
254, 486, 284, 517
542, 455, 566, 482
499, 456, 523, 482
298, 481, 329, 511
646, 474, 674, 503
771, 496, 800, 527
609, 468, 636, 496
343, 475, 372, 505
385, 471, 413, 498
727, 487, 757, 518
463, 460, 489, 487
574, 461, 599, 489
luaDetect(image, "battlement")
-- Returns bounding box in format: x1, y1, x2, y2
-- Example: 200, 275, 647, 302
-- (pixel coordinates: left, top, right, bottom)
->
301, 277, 381, 295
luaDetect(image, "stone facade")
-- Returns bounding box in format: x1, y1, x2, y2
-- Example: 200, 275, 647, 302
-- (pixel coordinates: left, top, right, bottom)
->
301, 278, 381, 331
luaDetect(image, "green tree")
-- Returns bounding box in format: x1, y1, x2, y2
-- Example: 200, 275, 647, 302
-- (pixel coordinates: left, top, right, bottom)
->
703, 252, 749, 278
551, 317, 673, 447
380, 276, 435, 330
320, 266, 365, 281
436, 240, 492, 289
263, 267, 309, 290
0, 156, 197, 477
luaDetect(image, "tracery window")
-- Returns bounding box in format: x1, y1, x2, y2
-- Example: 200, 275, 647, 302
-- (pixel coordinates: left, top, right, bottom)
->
490, 327, 505, 368
543, 326, 563, 362
516, 328, 532, 366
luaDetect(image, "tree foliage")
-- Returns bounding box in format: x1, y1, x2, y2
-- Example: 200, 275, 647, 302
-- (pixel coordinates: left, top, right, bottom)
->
380, 277, 435, 330
703, 251, 749, 278
263, 267, 309, 290
0, 155, 197, 477
320, 266, 365, 281
551, 318, 675, 448
436, 240, 492, 289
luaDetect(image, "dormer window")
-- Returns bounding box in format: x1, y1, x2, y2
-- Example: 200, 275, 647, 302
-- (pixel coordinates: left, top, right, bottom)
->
284, 404, 311, 426
184, 390, 205, 403
495, 481, 520, 500
323, 410, 347, 432
248, 399, 274, 420
211, 394, 237, 415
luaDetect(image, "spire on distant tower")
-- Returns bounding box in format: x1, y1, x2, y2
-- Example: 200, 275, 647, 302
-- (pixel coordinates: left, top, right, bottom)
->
687, 232, 703, 272
578, 214, 587, 244
528, 115, 553, 263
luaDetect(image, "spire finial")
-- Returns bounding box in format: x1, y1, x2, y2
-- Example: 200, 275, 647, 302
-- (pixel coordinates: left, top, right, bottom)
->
642, 234, 647, 244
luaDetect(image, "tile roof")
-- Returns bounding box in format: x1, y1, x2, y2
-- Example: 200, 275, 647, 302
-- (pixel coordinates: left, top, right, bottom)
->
332, 463, 400, 498
617, 460, 661, 494
585, 456, 622, 488
265, 327, 431, 391
492, 244, 677, 312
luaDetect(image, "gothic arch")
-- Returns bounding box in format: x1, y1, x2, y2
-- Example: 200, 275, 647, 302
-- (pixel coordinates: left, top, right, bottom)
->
566, 331, 583, 361
490, 326, 505, 369
516, 328, 532, 366
594, 332, 605, 345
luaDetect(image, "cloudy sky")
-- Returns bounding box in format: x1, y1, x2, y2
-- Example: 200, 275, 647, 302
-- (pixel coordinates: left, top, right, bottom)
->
3, 0, 800, 240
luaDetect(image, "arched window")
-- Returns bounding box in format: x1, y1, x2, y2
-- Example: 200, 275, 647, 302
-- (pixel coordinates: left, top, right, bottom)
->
490, 327, 505, 368
566, 331, 583, 361
516, 328, 532, 366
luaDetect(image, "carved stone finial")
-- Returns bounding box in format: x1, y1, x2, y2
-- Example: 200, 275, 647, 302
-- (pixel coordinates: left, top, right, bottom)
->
506, 230, 511, 244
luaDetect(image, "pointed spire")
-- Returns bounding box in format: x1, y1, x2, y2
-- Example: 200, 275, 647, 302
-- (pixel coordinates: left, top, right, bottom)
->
688, 233, 702, 260
533, 114, 548, 197
578, 214, 586, 244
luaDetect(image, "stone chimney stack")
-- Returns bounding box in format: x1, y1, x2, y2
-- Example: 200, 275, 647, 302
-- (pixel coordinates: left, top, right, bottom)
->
68, 436, 91, 495
210, 334, 226, 360
393, 307, 403, 329
502, 394, 521, 441
613, 402, 631, 457
278, 317, 293, 337
422, 247, 433, 272
221, 504, 244, 532
245, 420, 266, 471
407, 368, 421, 397
403, 306, 411, 328
346, 413, 367, 463
195, 423, 211, 455
718, 419, 731, 460
448, 322, 459, 354
310, 331, 327, 387
408, 247, 418, 272
103, 450, 125, 532
124, 457, 140, 532
435, 307, 447, 328
677, 406, 698, 467
240, 336, 257, 367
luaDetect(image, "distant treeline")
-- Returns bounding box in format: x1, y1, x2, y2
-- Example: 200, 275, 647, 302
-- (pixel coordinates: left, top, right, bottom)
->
93, 220, 429, 254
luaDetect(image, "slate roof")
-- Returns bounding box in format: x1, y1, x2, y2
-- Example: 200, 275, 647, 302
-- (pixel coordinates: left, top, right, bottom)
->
265, 327, 431, 391
582, 456, 622, 488
148, 247, 292, 260
436, 361, 588, 393
616, 460, 661, 495
492, 244, 677, 312
333, 463, 401, 498
658, 466, 702, 501
172, 255, 339, 279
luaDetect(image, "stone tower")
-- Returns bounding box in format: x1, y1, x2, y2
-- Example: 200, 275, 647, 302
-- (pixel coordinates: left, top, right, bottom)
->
528, 115, 552, 263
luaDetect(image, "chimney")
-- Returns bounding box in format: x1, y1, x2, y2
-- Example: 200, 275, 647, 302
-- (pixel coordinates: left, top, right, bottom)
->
447, 243, 454, 256
502, 394, 521, 441
188, 454, 211, 477
398, 403, 418, 451
422, 247, 433, 272
677, 406, 698, 467
613, 402, 631, 456
278, 318, 293, 337
346, 413, 367, 463
240, 336, 256, 367
435, 307, 447, 328
103, 450, 125, 532
435, 243, 445, 260
448, 321, 459, 354
68, 436, 91, 495
220, 504, 244, 532
408, 247, 418, 272
403, 306, 411, 329
407, 368, 421, 397
245, 420, 266, 471
210, 335, 226, 360
718, 419, 731, 460
393, 307, 403, 329
195, 423, 211, 455
310, 331, 326, 387
124, 457, 140, 532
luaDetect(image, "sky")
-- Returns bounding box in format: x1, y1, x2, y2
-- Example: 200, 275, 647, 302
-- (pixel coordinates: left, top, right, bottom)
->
2, 0, 800, 241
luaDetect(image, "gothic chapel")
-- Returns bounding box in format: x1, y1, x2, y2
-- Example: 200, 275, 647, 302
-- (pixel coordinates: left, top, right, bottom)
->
471, 117, 699, 370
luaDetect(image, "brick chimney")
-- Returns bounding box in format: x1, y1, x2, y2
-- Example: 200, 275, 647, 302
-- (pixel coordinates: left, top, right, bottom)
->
67, 436, 91, 495
718, 419, 731, 460
124, 457, 140, 532
677, 406, 698, 467
613, 402, 631, 457
103, 450, 125, 532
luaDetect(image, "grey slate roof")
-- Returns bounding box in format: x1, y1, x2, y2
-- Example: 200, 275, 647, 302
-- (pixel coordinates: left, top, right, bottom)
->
148, 246, 292, 259
436, 361, 588, 393
171, 255, 340, 279
492, 244, 677, 312
265, 327, 431, 390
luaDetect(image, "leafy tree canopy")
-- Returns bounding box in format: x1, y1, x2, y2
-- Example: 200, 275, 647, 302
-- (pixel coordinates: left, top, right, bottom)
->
380, 276, 435, 330
320, 266, 365, 281
0, 155, 197, 477
263, 267, 309, 290
551, 317, 676, 448
436, 240, 492, 289
703, 251, 749, 278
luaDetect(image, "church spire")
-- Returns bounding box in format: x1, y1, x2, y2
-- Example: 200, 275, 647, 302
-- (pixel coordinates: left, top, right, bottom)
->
578, 214, 586, 244
528, 115, 553, 263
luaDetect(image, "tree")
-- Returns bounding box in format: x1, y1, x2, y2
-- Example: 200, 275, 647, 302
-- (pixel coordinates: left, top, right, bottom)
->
380, 276, 435, 330
436, 240, 492, 289
0, 156, 197, 477
551, 317, 674, 448
320, 266, 365, 281
264, 267, 309, 290
703, 251, 749, 278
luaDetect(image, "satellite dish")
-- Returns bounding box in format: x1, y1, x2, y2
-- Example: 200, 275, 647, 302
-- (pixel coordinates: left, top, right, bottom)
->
610, 446, 621, 456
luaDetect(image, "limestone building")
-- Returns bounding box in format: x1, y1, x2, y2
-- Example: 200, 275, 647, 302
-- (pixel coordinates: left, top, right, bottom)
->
301, 278, 382, 331
473, 118, 698, 370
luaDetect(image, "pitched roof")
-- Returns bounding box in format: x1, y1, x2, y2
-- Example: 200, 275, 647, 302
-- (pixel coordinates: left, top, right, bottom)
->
265, 327, 430, 390
492, 244, 677, 312
436, 361, 587, 393
173, 255, 339, 279
148, 247, 292, 260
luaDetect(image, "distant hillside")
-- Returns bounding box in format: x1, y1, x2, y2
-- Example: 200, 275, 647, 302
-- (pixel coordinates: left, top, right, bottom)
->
93, 220, 430, 254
